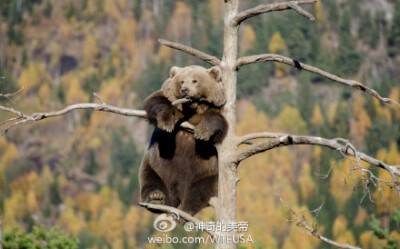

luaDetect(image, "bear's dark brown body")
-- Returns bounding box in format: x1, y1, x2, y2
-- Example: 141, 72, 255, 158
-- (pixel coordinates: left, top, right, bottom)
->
139, 66, 228, 215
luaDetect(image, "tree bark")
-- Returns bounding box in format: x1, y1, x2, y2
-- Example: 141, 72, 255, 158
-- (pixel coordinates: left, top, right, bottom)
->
216, 1, 239, 249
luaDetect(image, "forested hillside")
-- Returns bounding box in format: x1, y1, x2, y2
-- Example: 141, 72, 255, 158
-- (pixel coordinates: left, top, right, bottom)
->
0, 0, 400, 248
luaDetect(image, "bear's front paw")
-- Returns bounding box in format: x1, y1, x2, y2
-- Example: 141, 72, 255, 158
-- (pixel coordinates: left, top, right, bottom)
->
156, 109, 176, 132
157, 118, 175, 133
147, 190, 166, 205
194, 124, 214, 141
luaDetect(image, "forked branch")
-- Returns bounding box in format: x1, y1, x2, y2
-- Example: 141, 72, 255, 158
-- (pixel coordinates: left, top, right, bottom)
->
139, 202, 217, 237
281, 199, 362, 249
158, 39, 221, 66
236, 53, 400, 109
233, 0, 316, 26
234, 134, 400, 178
0, 93, 146, 134
0, 86, 27, 99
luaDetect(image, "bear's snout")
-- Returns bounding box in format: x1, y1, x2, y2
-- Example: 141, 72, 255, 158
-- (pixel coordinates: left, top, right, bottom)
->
181, 87, 190, 98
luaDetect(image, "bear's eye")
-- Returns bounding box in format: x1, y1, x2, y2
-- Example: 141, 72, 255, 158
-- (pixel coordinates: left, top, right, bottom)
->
192, 80, 198, 84
180, 80, 184, 84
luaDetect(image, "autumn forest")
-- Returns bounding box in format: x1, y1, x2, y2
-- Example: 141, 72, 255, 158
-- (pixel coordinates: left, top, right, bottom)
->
0, 0, 400, 248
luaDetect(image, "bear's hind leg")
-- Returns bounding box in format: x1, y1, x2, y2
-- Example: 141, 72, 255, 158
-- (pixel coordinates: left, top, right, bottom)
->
180, 174, 218, 215
140, 162, 169, 206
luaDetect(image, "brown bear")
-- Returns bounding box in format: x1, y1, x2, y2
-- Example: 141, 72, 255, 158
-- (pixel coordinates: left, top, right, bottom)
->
139, 65, 228, 215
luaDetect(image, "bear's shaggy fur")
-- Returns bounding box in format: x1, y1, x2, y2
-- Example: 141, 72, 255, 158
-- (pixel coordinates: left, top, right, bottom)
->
139, 65, 228, 215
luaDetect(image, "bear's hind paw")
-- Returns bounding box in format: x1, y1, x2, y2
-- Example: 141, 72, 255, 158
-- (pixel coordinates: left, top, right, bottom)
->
147, 190, 166, 205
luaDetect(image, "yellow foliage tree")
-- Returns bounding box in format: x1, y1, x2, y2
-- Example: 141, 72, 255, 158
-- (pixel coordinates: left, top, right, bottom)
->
99, 186, 112, 206
0, 136, 7, 152
27, 189, 39, 213
98, 79, 123, 106
124, 206, 141, 247
298, 163, 316, 200
58, 207, 86, 234
167, 2, 193, 45
38, 83, 51, 107
57, 174, 68, 195
240, 25, 256, 53
373, 98, 392, 124
312, 146, 322, 175
158, 45, 172, 62
386, 142, 400, 165
104, 0, 120, 20
18, 63, 52, 91
208, 0, 225, 22
350, 94, 372, 148
329, 160, 358, 210
277, 105, 307, 134
1, 142, 19, 170
117, 16, 137, 55
40, 165, 54, 202
84, 34, 99, 68
311, 104, 324, 127
332, 215, 349, 239
314, 0, 324, 29
373, 143, 400, 216
268, 32, 288, 77
65, 78, 89, 105
99, 205, 124, 245
235, 102, 306, 248
327, 102, 337, 126
88, 193, 103, 219
359, 231, 381, 249
353, 208, 368, 226
3, 193, 25, 229
389, 87, 400, 120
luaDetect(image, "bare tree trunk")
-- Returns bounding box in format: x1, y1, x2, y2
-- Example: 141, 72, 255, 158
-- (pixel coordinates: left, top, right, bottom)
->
216, 1, 239, 249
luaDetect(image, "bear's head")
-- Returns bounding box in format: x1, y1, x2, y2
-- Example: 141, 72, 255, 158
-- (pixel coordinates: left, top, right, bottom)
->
162, 66, 226, 111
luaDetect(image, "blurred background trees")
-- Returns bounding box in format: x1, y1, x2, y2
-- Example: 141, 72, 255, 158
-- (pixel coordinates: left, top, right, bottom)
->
1, 0, 400, 248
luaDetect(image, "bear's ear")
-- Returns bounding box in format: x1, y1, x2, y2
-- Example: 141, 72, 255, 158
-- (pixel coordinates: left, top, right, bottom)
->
170, 66, 182, 78
208, 66, 222, 82
207, 81, 226, 107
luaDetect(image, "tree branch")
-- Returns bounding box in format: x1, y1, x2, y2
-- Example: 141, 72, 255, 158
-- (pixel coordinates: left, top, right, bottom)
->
0, 94, 147, 135
0, 95, 198, 135
236, 53, 400, 109
281, 198, 362, 249
158, 39, 221, 66
233, 0, 316, 26
0, 86, 27, 100
234, 134, 400, 180
139, 202, 217, 237
236, 132, 287, 146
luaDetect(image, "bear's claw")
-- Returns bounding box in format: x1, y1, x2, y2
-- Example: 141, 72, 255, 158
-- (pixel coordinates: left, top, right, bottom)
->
147, 190, 166, 205
194, 126, 213, 141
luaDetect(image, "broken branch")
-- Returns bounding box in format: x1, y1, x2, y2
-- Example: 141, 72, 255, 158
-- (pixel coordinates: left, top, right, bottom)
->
159, 39, 221, 66
233, 0, 316, 26
281, 198, 362, 249
236, 53, 400, 109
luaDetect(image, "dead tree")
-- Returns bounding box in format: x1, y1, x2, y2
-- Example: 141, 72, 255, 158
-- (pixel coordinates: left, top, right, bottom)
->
1, 1, 400, 249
